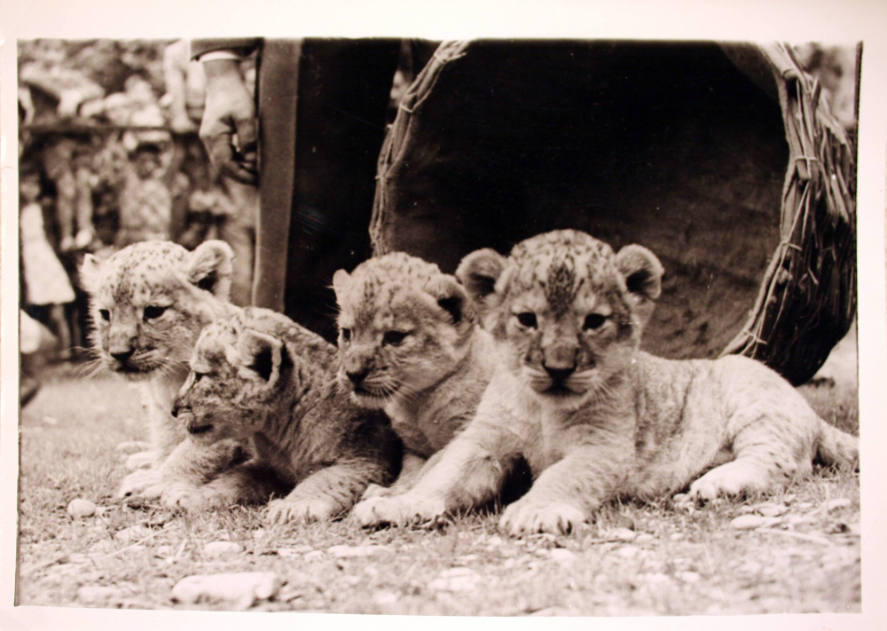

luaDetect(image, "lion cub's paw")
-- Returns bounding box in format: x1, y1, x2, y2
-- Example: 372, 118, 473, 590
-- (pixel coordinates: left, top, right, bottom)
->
117, 467, 163, 500
683, 460, 771, 502
499, 499, 588, 536
266, 496, 340, 525
159, 483, 214, 513
360, 483, 394, 501
352, 493, 446, 527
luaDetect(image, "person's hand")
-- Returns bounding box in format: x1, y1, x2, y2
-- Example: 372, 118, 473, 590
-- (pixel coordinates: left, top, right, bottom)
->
199, 59, 258, 184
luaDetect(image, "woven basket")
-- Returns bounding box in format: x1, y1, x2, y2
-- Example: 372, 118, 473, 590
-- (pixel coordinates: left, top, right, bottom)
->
369, 40, 856, 385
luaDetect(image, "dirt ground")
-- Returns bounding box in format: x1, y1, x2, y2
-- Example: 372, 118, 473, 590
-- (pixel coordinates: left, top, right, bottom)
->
11, 326, 861, 617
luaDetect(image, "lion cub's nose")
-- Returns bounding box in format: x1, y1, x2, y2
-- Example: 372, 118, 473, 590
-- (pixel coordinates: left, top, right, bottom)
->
110, 348, 134, 364
346, 368, 370, 386
543, 364, 575, 384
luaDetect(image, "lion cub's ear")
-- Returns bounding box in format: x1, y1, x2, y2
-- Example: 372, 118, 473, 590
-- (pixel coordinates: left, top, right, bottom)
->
425, 275, 475, 326
331, 269, 350, 300
455, 248, 509, 312
79, 253, 103, 294
187, 240, 234, 299
615, 244, 664, 331
233, 328, 286, 387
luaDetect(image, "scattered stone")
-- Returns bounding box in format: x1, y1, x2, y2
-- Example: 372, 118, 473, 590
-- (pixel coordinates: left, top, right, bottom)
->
428, 567, 482, 592
615, 545, 639, 559
755, 503, 788, 518
669, 532, 684, 541
115, 440, 150, 453
608, 527, 637, 542
171, 572, 280, 609
304, 550, 324, 562
635, 533, 655, 544
729, 515, 780, 530
89, 540, 116, 554
77, 585, 120, 604
67, 498, 96, 518
327, 544, 384, 558
277, 546, 314, 558
373, 590, 399, 606
825, 498, 852, 512
644, 572, 670, 583
114, 525, 152, 543
203, 541, 243, 557
548, 549, 578, 564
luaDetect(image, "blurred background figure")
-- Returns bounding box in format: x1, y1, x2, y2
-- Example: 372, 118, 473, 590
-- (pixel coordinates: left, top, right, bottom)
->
19, 165, 76, 361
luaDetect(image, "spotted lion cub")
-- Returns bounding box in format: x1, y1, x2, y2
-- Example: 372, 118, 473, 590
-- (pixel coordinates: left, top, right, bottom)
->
80, 240, 245, 502
353, 229, 858, 536
332, 252, 499, 496
170, 307, 402, 522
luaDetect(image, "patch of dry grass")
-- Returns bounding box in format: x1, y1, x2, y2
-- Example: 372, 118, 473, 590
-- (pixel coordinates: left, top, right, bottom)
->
16, 366, 860, 615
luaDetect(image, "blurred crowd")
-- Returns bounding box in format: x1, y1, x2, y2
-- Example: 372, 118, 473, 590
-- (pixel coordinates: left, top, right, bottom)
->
18, 39, 258, 394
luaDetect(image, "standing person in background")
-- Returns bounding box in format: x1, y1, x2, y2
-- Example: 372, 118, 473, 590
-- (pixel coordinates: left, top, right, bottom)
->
19, 167, 76, 360
192, 38, 400, 339
115, 142, 173, 247
164, 39, 257, 306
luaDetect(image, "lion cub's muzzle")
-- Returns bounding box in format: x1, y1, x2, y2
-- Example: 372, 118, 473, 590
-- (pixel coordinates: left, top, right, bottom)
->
171, 403, 214, 436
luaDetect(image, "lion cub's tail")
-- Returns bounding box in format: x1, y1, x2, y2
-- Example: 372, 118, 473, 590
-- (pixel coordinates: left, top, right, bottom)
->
816, 419, 859, 470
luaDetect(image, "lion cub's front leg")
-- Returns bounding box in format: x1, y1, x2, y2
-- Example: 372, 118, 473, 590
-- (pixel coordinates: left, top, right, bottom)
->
352, 431, 509, 527
266, 459, 390, 524
499, 444, 629, 536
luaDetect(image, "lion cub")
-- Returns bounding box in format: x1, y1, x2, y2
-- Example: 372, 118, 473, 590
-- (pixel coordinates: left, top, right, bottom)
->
170, 306, 402, 522
332, 252, 499, 496
80, 240, 245, 502
353, 229, 858, 536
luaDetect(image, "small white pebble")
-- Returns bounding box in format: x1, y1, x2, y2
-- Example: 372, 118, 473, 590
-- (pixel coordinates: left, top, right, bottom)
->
42, 416, 58, 426
678, 571, 702, 583
77, 585, 119, 604
304, 550, 324, 562
608, 527, 637, 542
203, 541, 243, 557
327, 544, 383, 558
114, 525, 152, 543
548, 549, 578, 564
615, 545, 639, 559
755, 503, 788, 518
730, 514, 773, 530
115, 440, 150, 453
373, 590, 399, 606
825, 498, 852, 512
67, 498, 96, 518
171, 572, 280, 608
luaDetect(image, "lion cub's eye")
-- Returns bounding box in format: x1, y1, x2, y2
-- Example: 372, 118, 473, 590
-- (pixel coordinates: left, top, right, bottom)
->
515, 312, 538, 328
340, 328, 352, 342
382, 330, 408, 346
583, 313, 608, 330
98, 309, 110, 321
143, 305, 168, 321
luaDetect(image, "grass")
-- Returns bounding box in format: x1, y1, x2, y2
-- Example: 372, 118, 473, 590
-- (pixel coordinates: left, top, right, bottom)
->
15, 364, 860, 615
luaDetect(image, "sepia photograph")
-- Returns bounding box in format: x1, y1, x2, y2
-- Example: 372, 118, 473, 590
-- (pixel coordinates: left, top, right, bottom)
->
2, 2, 884, 628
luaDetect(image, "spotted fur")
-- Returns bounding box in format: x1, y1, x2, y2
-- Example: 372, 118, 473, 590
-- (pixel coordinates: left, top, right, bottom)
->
332, 252, 499, 496
169, 307, 401, 522
79, 240, 244, 500
353, 229, 858, 536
